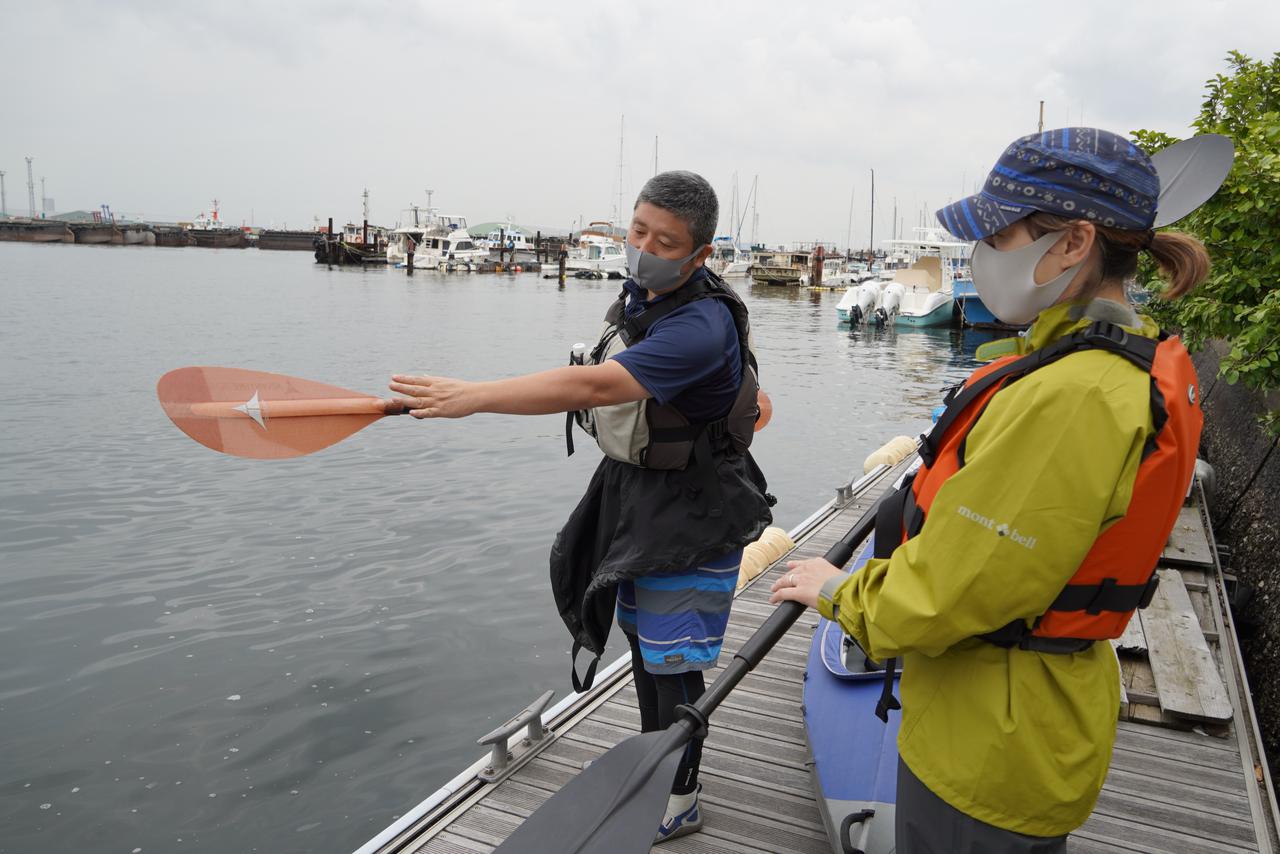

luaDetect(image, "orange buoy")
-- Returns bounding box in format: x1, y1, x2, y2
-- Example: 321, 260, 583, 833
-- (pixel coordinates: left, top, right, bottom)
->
755, 389, 773, 432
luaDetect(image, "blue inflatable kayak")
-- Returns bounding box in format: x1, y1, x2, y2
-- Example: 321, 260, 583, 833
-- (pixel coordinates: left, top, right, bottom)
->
803, 535, 901, 854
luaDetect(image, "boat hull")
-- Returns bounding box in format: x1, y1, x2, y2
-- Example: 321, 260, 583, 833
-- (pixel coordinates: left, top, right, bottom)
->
804, 537, 901, 854
258, 230, 321, 251
894, 296, 954, 328
190, 229, 247, 249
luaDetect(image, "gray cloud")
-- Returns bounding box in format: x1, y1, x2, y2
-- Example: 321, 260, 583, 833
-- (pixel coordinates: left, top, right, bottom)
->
2, 0, 1275, 245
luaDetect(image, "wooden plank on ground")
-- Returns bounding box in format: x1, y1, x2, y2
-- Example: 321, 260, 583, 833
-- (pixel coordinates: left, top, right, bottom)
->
1116, 614, 1148, 654
1163, 505, 1215, 568
1143, 569, 1233, 723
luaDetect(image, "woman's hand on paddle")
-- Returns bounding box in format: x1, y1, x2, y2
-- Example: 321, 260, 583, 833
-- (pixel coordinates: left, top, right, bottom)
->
769, 557, 843, 608
390, 374, 479, 419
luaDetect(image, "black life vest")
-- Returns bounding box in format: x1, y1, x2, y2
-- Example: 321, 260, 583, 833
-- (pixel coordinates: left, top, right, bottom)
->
565, 270, 760, 470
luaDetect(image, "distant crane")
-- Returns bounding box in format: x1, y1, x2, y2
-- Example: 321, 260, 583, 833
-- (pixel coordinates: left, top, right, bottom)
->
26, 157, 35, 218
0, 170, 7, 217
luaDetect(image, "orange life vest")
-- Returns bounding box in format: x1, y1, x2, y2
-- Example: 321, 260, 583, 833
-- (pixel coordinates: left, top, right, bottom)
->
875, 320, 1203, 652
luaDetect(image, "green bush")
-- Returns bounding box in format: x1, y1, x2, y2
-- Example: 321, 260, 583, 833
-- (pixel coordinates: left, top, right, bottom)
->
1133, 51, 1280, 431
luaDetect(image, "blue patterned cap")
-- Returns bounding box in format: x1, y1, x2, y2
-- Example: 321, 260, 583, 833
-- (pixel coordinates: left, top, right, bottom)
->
936, 127, 1159, 242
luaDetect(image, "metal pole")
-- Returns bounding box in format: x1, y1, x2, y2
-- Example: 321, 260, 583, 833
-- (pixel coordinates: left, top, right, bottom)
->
869, 168, 875, 255
26, 157, 36, 218
0, 170, 6, 217
1038, 100, 1045, 134
845, 187, 854, 257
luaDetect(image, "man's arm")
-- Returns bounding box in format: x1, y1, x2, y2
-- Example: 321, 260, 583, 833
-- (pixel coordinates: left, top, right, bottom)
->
389, 360, 649, 419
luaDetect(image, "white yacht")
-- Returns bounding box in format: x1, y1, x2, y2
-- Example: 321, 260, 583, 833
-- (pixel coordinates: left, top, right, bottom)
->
481, 223, 536, 253
561, 223, 628, 277
386, 205, 445, 267
707, 236, 752, 277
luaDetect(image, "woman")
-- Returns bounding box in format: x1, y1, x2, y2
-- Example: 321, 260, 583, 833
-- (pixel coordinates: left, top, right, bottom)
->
770, 128, 1227, 853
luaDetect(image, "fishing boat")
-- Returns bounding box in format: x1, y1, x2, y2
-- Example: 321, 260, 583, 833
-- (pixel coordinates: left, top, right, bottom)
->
750, 248, 811, 286
879, 228, 971, 328
479, 222, 537, 254
835, 281, 879, 323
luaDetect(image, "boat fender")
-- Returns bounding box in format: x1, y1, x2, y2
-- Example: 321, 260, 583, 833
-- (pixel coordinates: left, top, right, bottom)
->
755, 389, 773, 432
736, 526, 796, 589
862, 435, 916, 474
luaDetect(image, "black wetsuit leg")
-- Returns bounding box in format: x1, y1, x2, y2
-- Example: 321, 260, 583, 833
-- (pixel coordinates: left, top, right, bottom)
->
626, 631, 706, 795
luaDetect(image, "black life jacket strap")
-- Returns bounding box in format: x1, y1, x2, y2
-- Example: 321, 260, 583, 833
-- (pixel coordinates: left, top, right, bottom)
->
1049, 573, 1160, 614
919, 321, 1157, 468
873, 471, 917, 559
691, 430, 723, 518
874, 656, 901, 722
619, 277, 714, 346
565, 411, 576, 457
570, 639, 601, 693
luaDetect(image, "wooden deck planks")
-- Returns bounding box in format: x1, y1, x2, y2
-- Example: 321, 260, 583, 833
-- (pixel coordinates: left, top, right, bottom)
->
1163, 504, 1216, 568
1142, 569, 1233, 723
396, 464, 1277, 854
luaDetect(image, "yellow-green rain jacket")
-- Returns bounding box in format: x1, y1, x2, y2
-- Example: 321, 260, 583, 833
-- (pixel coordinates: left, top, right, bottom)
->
818, 299, 1159, 837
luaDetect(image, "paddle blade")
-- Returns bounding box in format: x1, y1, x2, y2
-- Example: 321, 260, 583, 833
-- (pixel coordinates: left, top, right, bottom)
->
1151, 134, 1234, 228
494, 727, 687, 854
157, 367, 399, 459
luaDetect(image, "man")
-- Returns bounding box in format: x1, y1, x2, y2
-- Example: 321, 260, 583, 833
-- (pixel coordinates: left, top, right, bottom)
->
390, 171, 773, 843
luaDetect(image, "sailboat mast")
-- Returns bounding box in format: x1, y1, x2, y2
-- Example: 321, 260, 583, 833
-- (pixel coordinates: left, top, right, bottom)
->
616, 114, 625, 225
845, 187, 855, 256
869, 169, 875, 253
653, 135, 658, 176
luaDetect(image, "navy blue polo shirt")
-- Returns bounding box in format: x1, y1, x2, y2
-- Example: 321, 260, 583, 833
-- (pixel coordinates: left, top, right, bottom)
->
611, 269, 743, 423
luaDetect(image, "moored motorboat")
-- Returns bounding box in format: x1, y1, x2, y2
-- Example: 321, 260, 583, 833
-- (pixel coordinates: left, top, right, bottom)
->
708, 235, 752, 277
879, 228, 970, 328
836, 281, 880, 323
750, 248, 811, 286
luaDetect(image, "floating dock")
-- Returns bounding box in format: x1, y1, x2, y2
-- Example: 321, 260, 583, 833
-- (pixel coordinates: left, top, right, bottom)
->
360, 458, 1278, 854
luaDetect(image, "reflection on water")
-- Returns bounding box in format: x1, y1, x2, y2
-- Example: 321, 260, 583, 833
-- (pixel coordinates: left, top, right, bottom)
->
0, 246, 996, 854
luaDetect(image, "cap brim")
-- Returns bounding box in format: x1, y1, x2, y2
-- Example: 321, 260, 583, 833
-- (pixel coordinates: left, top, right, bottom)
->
935, 193, 1032, 242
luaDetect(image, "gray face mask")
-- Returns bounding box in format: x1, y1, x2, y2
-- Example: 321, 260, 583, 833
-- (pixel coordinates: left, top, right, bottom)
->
969, 231, 1085, 325
625, 242, 703, 295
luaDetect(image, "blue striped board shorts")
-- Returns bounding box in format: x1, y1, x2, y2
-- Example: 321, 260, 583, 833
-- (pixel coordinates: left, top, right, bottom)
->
616, 548, 743, 675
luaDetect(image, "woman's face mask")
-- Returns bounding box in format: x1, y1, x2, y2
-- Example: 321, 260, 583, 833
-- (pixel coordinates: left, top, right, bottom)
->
969, 230, 1085, 325
625, 242, 703, 295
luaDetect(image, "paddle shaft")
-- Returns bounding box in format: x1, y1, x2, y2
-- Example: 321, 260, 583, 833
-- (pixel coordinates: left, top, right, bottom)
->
186, 398, 409, 418
691, 495, 884, 721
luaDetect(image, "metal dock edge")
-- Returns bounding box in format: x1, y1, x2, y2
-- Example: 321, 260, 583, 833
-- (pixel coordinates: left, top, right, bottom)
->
360, 463, 1280, 854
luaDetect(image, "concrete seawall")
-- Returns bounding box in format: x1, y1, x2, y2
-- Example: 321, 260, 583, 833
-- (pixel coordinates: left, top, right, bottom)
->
1193, 341, 1280, 773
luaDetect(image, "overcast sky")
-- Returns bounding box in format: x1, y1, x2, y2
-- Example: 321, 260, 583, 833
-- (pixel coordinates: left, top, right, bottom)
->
2, 1, 1276, 246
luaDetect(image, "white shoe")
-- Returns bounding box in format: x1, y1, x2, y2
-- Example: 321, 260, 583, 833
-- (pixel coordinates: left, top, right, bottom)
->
654, 784, 703, 843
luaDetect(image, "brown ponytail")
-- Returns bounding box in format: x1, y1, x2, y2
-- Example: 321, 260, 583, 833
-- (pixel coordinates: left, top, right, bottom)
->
1146, 231, 1210, 299
1023, 212, 1211, 301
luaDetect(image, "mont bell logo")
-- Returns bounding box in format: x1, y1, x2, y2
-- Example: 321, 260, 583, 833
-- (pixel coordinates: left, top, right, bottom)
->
957, 506, 1038, 550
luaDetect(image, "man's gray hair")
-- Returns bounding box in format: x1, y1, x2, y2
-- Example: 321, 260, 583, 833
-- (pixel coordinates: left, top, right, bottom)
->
634, 171, 719, 249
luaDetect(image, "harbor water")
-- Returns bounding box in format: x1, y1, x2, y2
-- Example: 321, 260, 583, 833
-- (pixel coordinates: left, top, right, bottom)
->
0, 243, 996, 854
